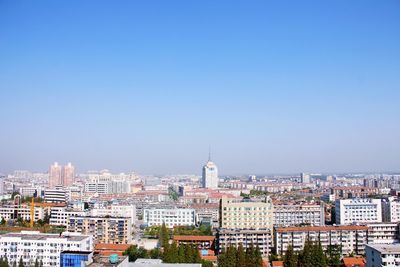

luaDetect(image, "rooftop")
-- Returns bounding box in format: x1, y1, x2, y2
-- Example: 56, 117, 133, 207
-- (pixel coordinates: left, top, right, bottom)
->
367, 244, 400, 254
0, 231, 89, 242
173, 235, 215, 241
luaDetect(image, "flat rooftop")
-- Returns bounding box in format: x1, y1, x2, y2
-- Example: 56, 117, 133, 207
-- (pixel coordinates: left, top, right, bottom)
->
367, 244, 400, 254
0, 232, 89, 242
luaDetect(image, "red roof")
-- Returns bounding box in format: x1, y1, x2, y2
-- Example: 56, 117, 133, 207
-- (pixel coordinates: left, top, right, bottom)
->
343, 257, 366, 267
95, 243, 131, 256
271, 261, 283, 267
275, 225, 368, 232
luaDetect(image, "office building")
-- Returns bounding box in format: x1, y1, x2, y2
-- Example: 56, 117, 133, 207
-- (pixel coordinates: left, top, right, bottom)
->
44, 188, 69, 203
273, 204, 325, 226
0, 231, 93, 267
143, 208, 197, 228
202, 159, 218, 189
300, 173, 311, 183
365, 244, 400, 267
67, 216, 132, 244
367, 223, 399, 245
60, 251, 93, 267
336, 198, 382, 225
49, 207, 88, 226
220, 197, 274, 230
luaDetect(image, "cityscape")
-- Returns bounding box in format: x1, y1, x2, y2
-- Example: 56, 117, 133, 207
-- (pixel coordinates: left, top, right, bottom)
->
1, 1, 400, 267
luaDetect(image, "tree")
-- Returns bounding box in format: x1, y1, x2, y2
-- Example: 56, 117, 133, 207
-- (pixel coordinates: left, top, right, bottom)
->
236, 243, 246, 267
34, 259, 39, 267
283, 245, 297, 267
163, 242, 178, 263
254, 244, 263, 267
245, 243, 256, 267
326, 245, 342, 267
201, 260, 213, 267
311, 242, 327, 267
177, 244, 185, 263
158, 222, 169, 248
18, 258, 23, 267
191, 245, 202, 263
123, 245, 149, 262
184, 244, 194, 263
149, 248, 162, 259
297, 240, 313, 267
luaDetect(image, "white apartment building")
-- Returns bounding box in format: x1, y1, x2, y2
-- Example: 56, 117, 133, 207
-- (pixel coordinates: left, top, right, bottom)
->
336, 198, 382, 225
220, 197, 274, 230
84, 182, 109, 194
366, 244, 400, 267
84, 181, 131, 194
217, 228, 272, 257
0, 205, 44, 222
49, 207, 88, 226
274, 225, 368, 256
19, 187, 42, 197
367, 223, 400, 245
0, 231, 93, 267
143, 208, 197, 228
273, 204, 325, 226
202, 160, 218, 189
387, 197, 400, 223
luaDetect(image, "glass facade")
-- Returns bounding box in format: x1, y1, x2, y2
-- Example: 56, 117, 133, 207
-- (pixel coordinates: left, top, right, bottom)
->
60, 253, 90, 267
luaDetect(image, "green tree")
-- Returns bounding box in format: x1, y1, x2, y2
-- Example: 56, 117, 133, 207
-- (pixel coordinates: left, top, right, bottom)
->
201, 260, 213, 267
326, 245, 342, 267
236, 243, 246, 267
283, 245, 297, 267
149, 248, 162, 259
254, 244, 263, 267
177, 244, 185, 263
245, 243, 256, 267
218, 248, 228, 267
158, 223, 169, 248
191, 245, 202, 263
123, 245, 149, 262
297, 240, 313, 267
184, 244, 194, 263
18, 258, 23, 267
34, 259, 39, 267
311, 242, 327, 267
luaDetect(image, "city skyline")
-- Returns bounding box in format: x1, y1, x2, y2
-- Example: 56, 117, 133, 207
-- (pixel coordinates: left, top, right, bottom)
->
1, 1, 399, 174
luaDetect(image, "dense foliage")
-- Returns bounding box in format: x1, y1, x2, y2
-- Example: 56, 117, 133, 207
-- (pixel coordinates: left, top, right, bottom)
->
173, 225, 212, 236
218, 243, 263, 267
283, 242, 342, 267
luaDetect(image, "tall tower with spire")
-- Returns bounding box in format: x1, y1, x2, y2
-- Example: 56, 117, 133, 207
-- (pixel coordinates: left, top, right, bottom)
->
202, 149, 219, 189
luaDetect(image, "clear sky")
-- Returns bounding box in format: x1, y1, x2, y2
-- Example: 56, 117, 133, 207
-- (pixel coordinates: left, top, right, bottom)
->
0, 0, 399, 175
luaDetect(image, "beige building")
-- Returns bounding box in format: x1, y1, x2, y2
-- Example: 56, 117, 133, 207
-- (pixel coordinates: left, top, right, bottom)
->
220, 197, 273, 230
67, 216, 132, 244
62, 162, 75, 186
49, 162, 62, 188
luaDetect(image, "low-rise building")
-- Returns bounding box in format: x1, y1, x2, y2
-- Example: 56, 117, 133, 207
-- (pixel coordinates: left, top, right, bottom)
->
0, 231, 93, 267
173, 235, 215, 250
44, 188, 69, 203
0, 205, 45, 221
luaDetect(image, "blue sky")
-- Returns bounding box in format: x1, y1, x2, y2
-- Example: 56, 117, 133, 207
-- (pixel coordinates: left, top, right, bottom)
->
0, 0, 399, 175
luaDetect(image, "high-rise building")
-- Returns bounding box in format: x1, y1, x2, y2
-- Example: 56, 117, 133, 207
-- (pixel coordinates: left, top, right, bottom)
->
300, 173, 311, 183
49, 162, 62, 188
202, 156, 218, 189
335, 198, 383, 225
62, 162, 75, 186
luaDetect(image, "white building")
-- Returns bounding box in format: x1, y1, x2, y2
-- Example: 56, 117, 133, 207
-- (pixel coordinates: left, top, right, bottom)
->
143, 208, 197, 228
273, 204, 325, 226
366, 244, 400, 267
0, 231, 93, 267
44, 188, 69, 203
49, 207, 88, 226
202, 160, 218, 189
84, 182, 109, 194
336, 198, 382, 225
387, 197, 400, 223
367, 223, 400, 245
91, 205, 136, 226
0, 205, 45, 222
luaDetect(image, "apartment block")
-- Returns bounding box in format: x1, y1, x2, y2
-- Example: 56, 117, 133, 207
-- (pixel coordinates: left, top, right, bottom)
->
274, 225, 368, 256
217, 228, 272, 257
273, 204, 325, 227
143, 208, 197, 228
365, 244, 400, 267
67, 216, 132, 244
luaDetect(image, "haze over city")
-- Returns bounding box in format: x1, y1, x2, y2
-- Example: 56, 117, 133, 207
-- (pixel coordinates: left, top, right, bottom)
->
1, 1, 399, 175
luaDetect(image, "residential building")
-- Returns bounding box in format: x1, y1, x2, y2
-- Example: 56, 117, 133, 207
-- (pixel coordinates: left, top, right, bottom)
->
217, 228, 272, 257
300, 173, 311, 183
143, 208, 197, 228
0, 205, 45, 221
62, 163, 75, 187
67, 216, 132, 244
336, 198, 383, 225
49, 207, 87, 226
273, 204, 325, 226
367, 223, 399, 245
0, 231, 93, 267
220, 197, 274, 230
49, 162, 62, 188
274, 225, 368, 256
365, 244, 400, 267
84, 182, 110, 194
91, 205, 136, 226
